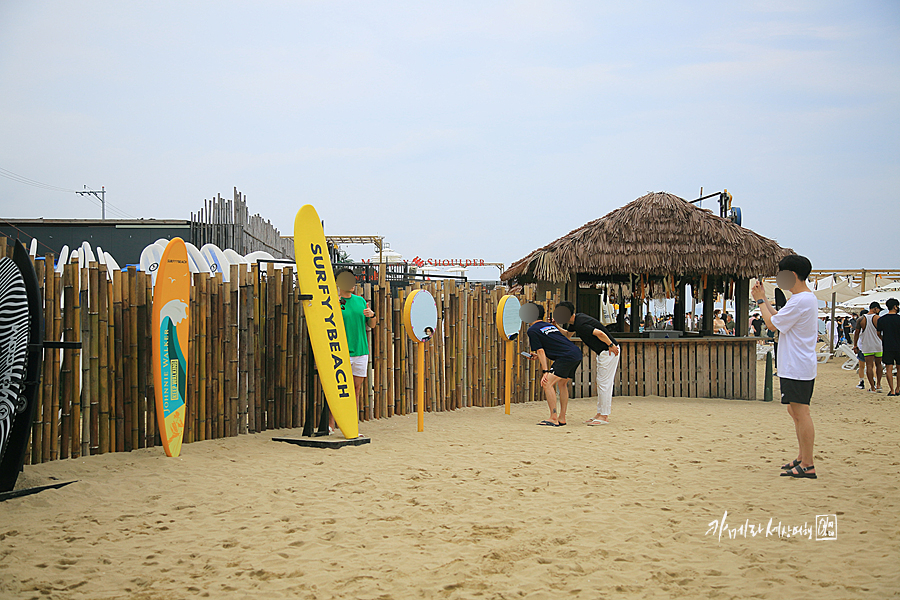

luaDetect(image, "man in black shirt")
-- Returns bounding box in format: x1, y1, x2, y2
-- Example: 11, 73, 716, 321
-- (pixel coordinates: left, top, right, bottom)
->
553, 302, 620, 425
524, 303, 583, 427
876, 298, 900, 396
751, 313, 763, 337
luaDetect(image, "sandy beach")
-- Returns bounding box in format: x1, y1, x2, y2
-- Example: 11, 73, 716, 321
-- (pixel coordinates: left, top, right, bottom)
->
1, 359, 897, 599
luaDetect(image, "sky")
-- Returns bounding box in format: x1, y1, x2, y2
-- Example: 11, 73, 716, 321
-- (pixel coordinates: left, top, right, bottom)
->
1, 1, 898, 274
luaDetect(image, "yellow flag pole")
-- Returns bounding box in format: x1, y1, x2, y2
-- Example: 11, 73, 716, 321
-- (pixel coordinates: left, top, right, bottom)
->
505, 341, 513, 415
417, 341, 425, 432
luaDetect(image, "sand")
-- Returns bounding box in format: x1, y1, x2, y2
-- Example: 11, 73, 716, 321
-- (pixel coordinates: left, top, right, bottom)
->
1, 359, 898, 599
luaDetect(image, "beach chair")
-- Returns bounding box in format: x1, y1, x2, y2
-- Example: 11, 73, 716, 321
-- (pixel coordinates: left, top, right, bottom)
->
836, 344, 858, 371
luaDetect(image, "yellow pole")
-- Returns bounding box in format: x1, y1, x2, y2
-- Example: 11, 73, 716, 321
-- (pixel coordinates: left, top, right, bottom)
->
417, 341, 425, 432
504, 341, 512, 414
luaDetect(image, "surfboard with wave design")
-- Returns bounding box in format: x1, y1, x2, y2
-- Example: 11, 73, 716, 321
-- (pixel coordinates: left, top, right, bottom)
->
152, 238, 190, 457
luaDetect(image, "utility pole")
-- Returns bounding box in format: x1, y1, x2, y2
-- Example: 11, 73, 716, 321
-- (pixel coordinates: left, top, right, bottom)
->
76, 185, 106, 219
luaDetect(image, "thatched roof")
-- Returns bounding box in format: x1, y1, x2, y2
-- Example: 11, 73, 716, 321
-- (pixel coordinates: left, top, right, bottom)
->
501, 191, 793, 283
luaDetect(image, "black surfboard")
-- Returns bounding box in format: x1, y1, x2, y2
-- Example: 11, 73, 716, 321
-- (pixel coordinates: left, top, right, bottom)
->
0, 240, 44, 493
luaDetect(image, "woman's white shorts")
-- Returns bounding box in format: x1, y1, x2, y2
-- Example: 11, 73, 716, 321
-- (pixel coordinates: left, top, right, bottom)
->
350, 355, 369, 378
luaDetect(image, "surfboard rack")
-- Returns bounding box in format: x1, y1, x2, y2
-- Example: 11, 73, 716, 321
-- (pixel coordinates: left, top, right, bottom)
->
41, 341, 83, 350
0, 480, 77, 502
273, 435, 370, 449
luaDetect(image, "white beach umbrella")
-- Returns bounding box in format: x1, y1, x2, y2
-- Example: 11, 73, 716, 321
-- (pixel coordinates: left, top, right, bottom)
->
840, 290, 900, 308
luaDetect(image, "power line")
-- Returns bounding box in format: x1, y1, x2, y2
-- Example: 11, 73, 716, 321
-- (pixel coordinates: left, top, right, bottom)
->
0, 167, 78, 193
0, 166, 137, 219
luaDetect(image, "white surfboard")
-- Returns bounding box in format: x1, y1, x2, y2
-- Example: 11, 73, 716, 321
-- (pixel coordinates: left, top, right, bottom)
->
80, 241, 96, 264
201, 244, 230, 281
103, 251, 121, 282
140, 243, 163, 288
28, 239, 37, 258
55, 245, 69, 274
184, 242, 210, 275
103, 251, 121, 273
223, 248, 247, 267
244, 250, 285, 269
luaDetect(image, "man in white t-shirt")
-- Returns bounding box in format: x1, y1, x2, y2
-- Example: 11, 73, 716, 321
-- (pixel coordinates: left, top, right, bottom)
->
751, 254, 819, 479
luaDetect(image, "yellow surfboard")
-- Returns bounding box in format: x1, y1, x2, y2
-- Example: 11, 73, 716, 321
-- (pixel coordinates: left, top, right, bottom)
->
293, 205, 359, 439
152, 238, 190, 457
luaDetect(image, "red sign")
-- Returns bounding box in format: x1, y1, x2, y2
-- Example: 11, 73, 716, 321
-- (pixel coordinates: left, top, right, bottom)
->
413, 257, 486, 267
359, 257, 488, 268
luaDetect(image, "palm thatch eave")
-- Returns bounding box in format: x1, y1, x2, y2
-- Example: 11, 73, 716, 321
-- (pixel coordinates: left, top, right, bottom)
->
500, 192, 793, 284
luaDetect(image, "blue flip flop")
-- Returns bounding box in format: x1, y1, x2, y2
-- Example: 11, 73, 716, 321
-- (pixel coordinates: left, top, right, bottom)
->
537, 420, 560, 427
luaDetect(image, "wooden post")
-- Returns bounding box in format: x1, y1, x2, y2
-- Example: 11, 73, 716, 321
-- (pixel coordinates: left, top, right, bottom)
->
734, 278, 750, 339
701, 276, 715, 335
674, 279, 686, 332
630, 282, 641, 334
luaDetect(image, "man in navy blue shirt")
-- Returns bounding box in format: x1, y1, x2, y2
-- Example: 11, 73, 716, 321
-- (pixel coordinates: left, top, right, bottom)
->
524, 303, 583, 426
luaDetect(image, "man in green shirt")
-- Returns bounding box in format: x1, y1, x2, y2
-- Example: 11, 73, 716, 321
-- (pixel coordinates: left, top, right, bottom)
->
335, 269, 376, 423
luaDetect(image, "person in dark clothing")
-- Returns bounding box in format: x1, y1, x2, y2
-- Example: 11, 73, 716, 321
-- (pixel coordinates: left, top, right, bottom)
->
553, 302, 620, 425
523, 303, 582, 427
751, 313, 764, 337
876, 298, 900, 396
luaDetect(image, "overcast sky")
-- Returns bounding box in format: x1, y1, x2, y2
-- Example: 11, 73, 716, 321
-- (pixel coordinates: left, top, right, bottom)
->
1, 1, 897, 273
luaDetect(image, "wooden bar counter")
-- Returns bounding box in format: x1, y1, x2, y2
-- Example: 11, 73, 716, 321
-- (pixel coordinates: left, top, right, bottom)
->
571, 335, 759, 401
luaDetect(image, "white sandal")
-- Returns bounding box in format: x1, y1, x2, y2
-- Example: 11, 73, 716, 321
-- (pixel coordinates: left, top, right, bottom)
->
586, 418, 609, 426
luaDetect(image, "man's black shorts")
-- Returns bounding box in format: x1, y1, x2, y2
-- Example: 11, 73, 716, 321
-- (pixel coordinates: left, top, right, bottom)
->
780, 377, 815, 405
882, 350, 900, 366
550, 359, 580, 380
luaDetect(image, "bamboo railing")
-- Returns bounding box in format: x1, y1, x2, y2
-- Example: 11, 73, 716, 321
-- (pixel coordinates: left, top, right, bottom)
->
1, 237, 560, 465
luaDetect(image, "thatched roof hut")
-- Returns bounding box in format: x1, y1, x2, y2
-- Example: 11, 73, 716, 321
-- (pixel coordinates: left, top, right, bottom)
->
501, 191, 792, 284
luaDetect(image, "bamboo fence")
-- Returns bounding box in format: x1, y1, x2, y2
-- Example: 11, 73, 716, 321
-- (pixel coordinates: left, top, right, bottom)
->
1, 237, 563, 465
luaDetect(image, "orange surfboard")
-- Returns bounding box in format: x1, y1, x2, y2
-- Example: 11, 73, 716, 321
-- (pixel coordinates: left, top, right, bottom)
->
152, 238, 190, 457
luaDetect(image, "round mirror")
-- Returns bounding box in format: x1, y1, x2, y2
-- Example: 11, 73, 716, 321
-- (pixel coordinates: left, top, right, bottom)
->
403, 289, 437, 342
496, 295, 522, 340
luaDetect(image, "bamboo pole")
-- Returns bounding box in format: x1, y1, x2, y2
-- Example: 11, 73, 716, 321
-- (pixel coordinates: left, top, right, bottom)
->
40, 257, 56, 462
98, 265, 109, 454
77, 264, 88, 457
128, 269, 139, 451
28, 256, 45, 464
275, 266, 286, 429
88, 264, 100, 454
60, 263, 74, 459
283, 266, 295, 429
238, 266, 250, 434
113, 270, 124, 452
198, 273, 208, 441
224, 269, 235, 436
249, 263, 260, 432
265, 262, 275, 430
134, 271, 147, 449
